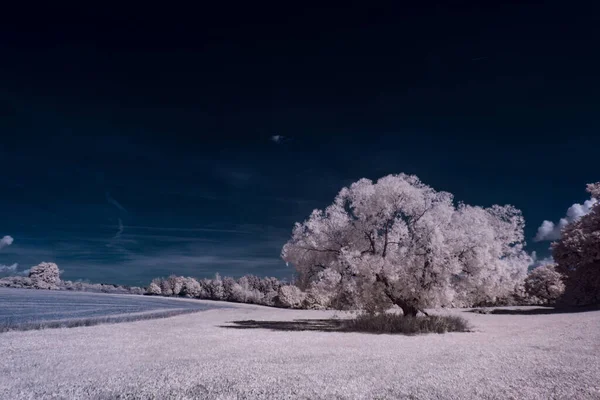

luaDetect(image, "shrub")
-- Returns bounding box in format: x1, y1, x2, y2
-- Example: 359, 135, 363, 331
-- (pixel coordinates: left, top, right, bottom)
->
342, 312, 470, 335
207, 273, 225, 300
167, 275, 185, 296
524, 264, 565, 305
275, 285, 306, 308
0, 276, 32, 289
302, 291, 329, 310
146, 282, 162, 295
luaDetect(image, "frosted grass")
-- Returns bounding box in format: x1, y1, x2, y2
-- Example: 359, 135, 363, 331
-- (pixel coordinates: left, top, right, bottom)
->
1, 302, 599, 399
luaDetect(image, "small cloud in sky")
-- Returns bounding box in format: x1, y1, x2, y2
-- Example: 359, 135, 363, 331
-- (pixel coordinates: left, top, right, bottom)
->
271, 135, 286, 143
0, 263, 18, 273
530, 251, 554, 269
0, 235, 14, 250
534, 197, 597, 241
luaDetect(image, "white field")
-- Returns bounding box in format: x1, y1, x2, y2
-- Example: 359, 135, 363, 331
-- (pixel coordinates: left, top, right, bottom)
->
1, 300, 599, 400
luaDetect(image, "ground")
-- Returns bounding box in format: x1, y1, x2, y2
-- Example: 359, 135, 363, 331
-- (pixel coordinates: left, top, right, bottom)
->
1, 300, 599, 399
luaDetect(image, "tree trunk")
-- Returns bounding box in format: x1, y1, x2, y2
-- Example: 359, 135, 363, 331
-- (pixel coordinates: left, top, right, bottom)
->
399, 303, 419, 317
375, 272, 429, 317
392, 298, 420, 317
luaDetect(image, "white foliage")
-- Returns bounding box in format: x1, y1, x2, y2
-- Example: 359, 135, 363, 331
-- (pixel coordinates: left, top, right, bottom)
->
275, 285, 306, 308
306, 268, 342, 308
282, 173, 531, 313
553, 182, 600, 305
181, 277, 206, 298
146, 282, 162, 295
158, 278, 174, 296
208, 273, 225, 300
167, 275, 185, 296
524, 264, 565, 305
28, 262, 61, 290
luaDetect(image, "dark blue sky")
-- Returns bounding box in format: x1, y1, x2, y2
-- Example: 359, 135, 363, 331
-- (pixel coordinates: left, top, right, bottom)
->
1, 2, 599, 285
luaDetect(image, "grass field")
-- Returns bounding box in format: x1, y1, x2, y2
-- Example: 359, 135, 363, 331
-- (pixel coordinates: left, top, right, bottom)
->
0, 288, 228, 332
1, 297, 599, 399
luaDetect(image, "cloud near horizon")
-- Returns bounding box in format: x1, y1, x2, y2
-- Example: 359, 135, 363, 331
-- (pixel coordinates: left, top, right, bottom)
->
534, 197, 597, 241
0, 263, 18, 273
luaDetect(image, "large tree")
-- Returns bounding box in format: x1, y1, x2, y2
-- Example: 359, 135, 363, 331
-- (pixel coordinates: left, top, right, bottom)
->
282, 174, 531, 316
553, 182, 600, 306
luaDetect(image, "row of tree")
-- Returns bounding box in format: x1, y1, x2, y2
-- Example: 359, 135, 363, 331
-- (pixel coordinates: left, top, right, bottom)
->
0, 262, 145, 294
143, 265, 566, 311
145, 176, 596, 313
146, 274, 287, 306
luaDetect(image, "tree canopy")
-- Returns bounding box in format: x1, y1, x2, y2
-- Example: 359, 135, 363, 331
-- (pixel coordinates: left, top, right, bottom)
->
282, 174, 531, 315
553, 182, 600, 306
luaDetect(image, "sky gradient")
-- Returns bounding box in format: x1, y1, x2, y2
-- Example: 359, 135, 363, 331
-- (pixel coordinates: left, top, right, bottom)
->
1, 3, 599, 285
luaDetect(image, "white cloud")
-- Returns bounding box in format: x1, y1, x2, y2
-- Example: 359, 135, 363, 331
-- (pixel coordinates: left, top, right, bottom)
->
271, 135, 284, 143
0, 263, 18, 273
534, 197, 597, 241
0, 235, 14, 250
530, 251, 554, 268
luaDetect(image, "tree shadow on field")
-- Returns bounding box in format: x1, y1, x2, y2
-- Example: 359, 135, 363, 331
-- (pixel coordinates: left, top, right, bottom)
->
220, 319, 346, 332
469, 304, 600, 315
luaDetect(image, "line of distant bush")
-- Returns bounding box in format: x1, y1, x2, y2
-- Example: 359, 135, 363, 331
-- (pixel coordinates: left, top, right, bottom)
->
1, 260, 567, 312
0, 262, 145, 295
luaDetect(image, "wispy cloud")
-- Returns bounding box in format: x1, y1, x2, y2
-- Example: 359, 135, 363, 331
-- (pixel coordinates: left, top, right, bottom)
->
534, 197, 597, 241
105, 192, 127, 213
214, 165, 253, 188
0, 235, 14, 250
123, 254, 283, 269
0, 263, 18, 273
115, 218, 124, 239
124, 225, 257, 234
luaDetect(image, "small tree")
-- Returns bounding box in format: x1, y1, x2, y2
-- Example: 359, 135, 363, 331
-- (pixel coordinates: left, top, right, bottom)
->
237, 275, 263, 303
275, 285, 306, 308
28, 262, 61, 290
282, 174, 531, 316
180, 277, 205, 298
208, 273, 225, 300
146, 282, 162, 295
524, 265, 565, 305
221, 276, 237, 301
167, 275, 185, 296
158, 278, 173, 296
553, 182, 600, 306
